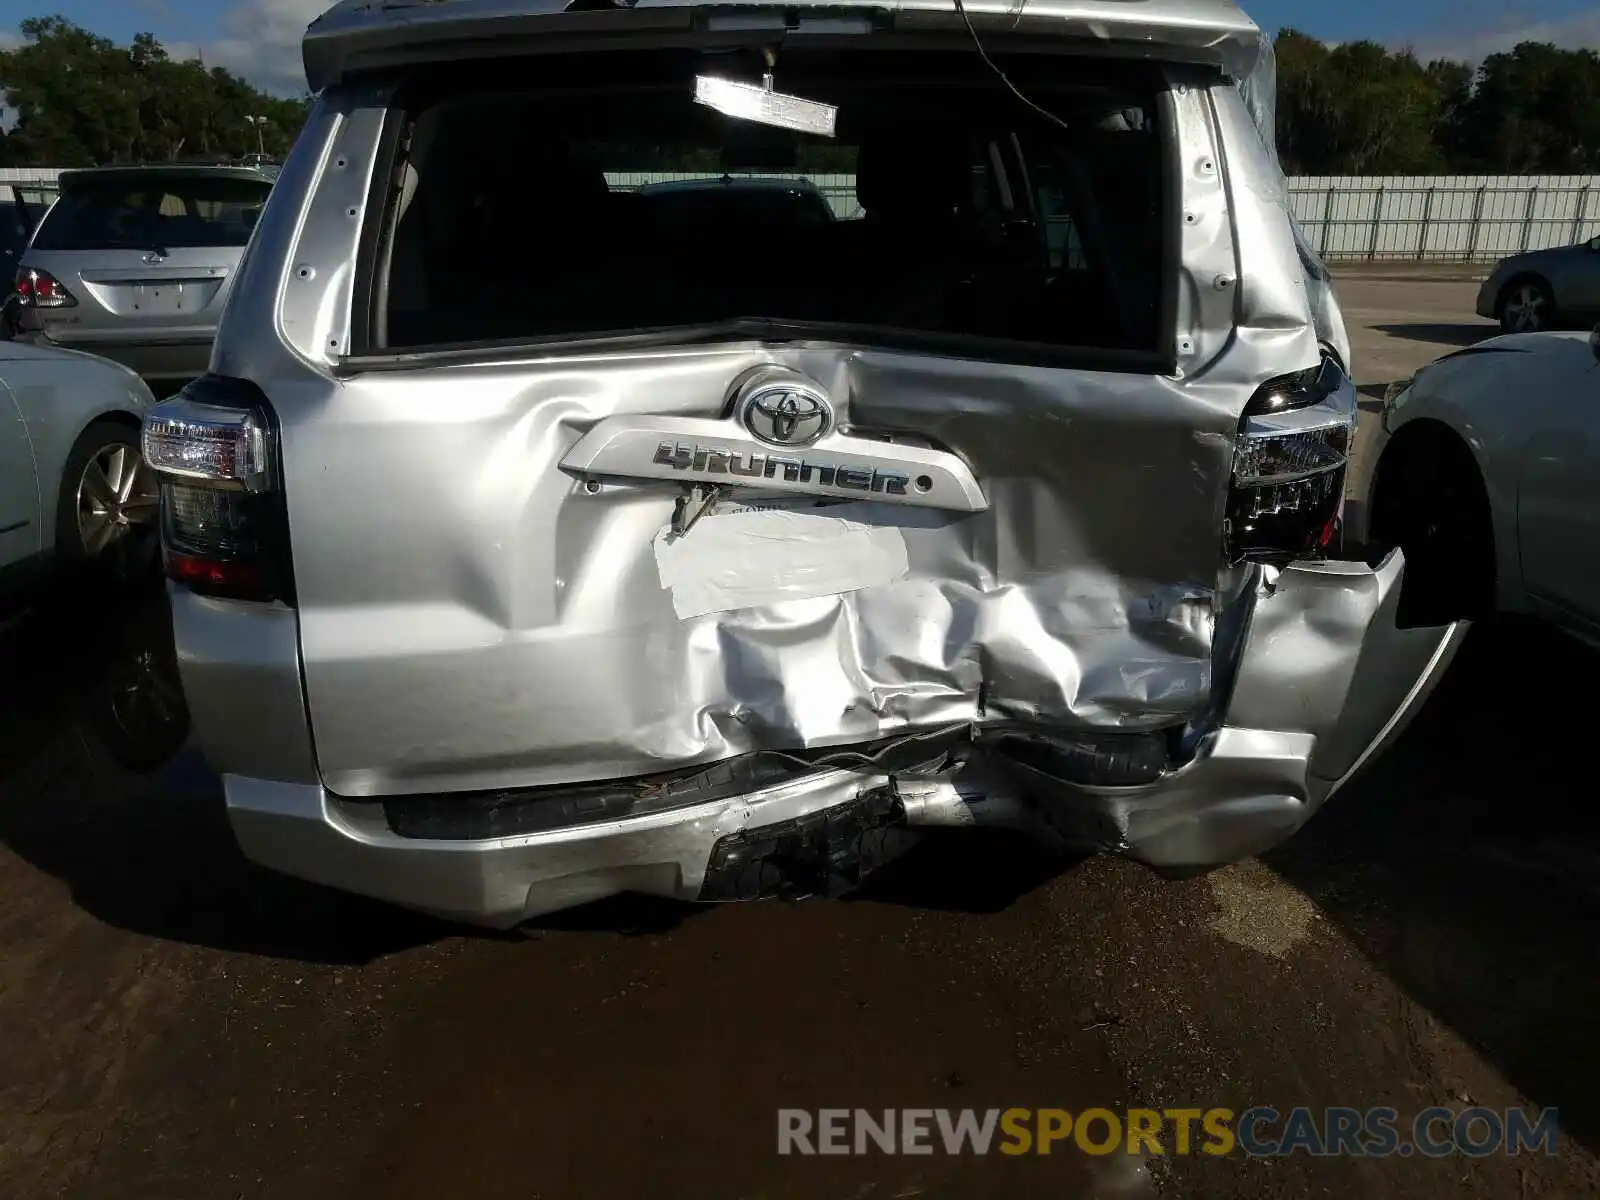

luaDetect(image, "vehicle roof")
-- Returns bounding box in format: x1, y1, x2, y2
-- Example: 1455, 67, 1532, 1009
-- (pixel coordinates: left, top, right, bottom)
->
303, 0, 1262, 95
54, 165, 277, 190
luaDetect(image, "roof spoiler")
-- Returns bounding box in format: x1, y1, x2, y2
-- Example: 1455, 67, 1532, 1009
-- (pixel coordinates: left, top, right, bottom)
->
301, 0, 1263, 94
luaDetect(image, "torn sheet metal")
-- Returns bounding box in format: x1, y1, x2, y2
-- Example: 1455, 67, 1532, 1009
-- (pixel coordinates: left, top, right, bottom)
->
287, 347, 1237, 798
212, 553, 1466, 924
1235, 26, 1353, 367
652, 503, 910, 619
1011, 553, 1468, 872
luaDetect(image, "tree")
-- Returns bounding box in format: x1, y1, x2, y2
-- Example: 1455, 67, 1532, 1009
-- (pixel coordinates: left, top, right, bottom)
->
5, 14, 1600, 176
1270, 29, 1600, 175
1426, 58, 1476, 168
1448, 44, 1600, 173
1274, 31, 1448, 174
0, 16, 309, 167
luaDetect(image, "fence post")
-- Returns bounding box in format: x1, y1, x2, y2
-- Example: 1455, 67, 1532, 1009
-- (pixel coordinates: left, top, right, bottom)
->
1520, 185, 1539, 252
1465, 184, 1487, 261
1416, 186, 1436, 261
1572, 187, 1591, 245
1367, 186, 1385, 261
1320, 183, 1336, 257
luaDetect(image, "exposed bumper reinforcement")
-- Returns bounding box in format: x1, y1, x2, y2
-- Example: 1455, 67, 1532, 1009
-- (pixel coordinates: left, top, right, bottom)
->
224, 550, 1465, 926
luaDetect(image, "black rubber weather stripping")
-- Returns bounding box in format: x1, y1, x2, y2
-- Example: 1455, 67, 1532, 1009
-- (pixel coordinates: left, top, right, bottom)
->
990, 729, 1169, 787
380, 725, 970, 841
698, 784, 917, 902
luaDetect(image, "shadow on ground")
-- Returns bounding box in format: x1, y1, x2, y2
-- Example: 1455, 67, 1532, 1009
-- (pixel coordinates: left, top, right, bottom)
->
1356, 383, 1389, 409
0, 577, 1072, 959
0, 580, 458, 964
1267, 616, 1600, 1152
850, 828, 1079, 914
1372, 322, 1497, 347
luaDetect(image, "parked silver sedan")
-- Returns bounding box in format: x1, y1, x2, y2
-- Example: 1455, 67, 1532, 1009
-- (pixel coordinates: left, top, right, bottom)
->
1476, 236, 1600, 332
0, 337, 159, 588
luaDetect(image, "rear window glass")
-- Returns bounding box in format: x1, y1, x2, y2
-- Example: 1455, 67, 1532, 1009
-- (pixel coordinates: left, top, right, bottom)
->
632, 181, 837, 226
376, 51, 1169, 358
31, 176, 272, 251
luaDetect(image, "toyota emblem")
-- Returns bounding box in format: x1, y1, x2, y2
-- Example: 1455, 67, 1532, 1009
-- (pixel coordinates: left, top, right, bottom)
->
739, 379, 833, 447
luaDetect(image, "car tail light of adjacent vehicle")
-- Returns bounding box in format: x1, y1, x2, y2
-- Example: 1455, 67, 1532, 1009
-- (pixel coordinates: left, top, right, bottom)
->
14, 266, 76, 308
141, 375, 293, 604
1226, 354, 1356, 565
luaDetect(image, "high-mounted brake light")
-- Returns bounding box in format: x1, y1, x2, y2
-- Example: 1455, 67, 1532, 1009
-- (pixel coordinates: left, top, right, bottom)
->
141, 376, 293, 603
1226, 354, 1356, 565
14, 267, 76, 308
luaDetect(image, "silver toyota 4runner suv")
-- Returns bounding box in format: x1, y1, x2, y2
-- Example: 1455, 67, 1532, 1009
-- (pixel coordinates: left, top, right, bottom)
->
142, 0, 1463, 926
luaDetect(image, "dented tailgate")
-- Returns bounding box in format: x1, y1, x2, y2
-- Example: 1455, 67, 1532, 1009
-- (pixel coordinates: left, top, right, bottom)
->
288, 350, 1239, 797
218, 32, 1350, 803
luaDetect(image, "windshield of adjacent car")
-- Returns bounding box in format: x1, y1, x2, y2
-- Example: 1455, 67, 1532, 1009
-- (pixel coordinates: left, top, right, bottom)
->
30, 176, 272, 252
376, 50, 1169, 358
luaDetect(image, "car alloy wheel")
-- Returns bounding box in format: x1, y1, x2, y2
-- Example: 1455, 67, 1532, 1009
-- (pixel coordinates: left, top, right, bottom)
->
1502, 282, 1550, 332
77, 441, 160, 577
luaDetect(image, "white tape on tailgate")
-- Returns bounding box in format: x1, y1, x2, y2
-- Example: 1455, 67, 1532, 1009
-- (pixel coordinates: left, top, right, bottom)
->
653, 504, 910, 619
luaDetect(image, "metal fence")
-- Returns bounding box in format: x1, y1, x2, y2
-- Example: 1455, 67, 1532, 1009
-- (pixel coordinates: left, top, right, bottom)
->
603, 171, 861, 217
1286, 175, 1600, 262
0, 167, 63, 210
9, 167, 1598, 263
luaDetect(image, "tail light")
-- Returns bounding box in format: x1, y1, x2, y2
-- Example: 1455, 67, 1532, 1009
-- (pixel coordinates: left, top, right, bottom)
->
1225, 354, 1356, 565
141, 375, 293, 603
14, 266, 76, 308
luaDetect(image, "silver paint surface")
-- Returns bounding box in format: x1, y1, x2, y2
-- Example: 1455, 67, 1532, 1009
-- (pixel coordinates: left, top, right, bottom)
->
221, 553, 1463, 926
178, 7, 1464, 922
221, 69, 1286, 798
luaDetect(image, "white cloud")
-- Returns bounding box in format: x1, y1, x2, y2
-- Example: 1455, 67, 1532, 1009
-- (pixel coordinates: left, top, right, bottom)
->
1403, 11, 1600, 64
169, 0, 329, 97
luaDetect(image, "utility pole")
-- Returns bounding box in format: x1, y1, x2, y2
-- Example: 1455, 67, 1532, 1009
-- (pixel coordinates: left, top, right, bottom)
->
244, 115, 268, 159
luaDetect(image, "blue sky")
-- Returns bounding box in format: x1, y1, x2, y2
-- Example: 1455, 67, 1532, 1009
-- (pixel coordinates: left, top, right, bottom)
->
5, 0, 1599, 95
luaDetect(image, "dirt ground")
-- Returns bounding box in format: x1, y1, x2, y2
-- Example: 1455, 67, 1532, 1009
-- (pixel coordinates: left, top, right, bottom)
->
3, 279, 1598, 1200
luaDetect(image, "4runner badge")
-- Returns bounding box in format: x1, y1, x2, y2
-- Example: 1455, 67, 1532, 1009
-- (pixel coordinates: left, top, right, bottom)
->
651, 442, 911, 496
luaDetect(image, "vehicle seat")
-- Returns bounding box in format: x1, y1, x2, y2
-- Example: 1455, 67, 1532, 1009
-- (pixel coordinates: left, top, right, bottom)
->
847, 133, 978, 326
471, 152, 614, 334
1041, 129, 1156, 348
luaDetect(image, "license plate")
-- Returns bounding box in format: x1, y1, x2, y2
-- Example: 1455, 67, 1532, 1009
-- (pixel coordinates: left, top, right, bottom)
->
135, 283, 192, 314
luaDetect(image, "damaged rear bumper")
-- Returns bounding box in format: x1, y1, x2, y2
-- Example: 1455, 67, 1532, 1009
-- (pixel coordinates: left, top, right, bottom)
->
223, 550, 1463, 927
